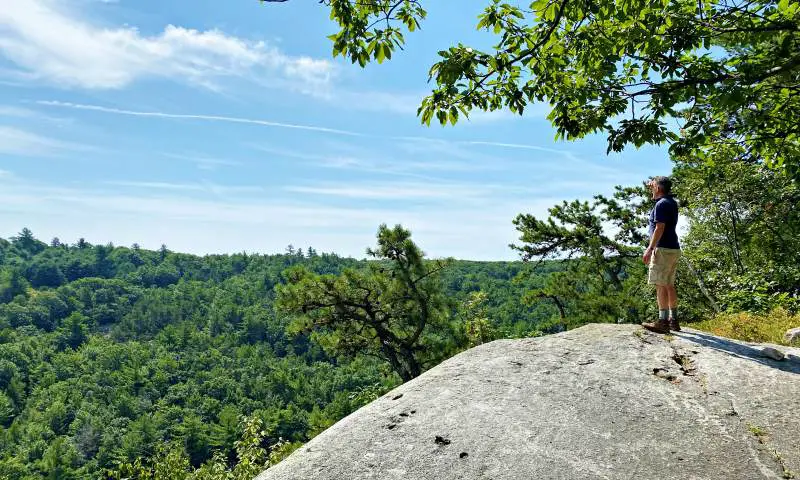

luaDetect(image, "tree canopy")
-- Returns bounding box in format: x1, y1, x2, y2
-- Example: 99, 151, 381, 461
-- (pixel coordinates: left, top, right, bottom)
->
271, 0, 800, 177
0, 228, 556, 479
276, 224, 460, 381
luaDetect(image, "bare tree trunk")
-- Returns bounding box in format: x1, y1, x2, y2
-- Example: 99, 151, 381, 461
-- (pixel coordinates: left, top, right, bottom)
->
379, 340, 412, 382
538, 292, 566, 319
682, 256, 721, 313
726, 202, 745, 274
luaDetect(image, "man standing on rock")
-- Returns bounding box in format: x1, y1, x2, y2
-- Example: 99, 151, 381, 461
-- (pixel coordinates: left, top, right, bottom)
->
642, 176, 681, 334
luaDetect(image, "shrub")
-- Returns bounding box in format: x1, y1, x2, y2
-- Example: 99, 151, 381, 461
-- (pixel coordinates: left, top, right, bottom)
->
693, 308, 800, 346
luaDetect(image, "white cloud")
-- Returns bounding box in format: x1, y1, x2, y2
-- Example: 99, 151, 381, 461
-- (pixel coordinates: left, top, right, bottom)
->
0, 105, 75, 125
162, 153, 242, 171
33, 102, 623, 172
33, 100, 650, 187
0, 0, 335, 90
460, 140, 576, 155
284, 181, 508, 201
250, 143, 496, 181
105, 180, 263, 196
392, 137, 504, 167
0, 106, 40, 118
395, 137, 641, 182
0, 126, 78, 155
0, 175, 557, 260
331, 90, 424, 115
38, 101, 362, 136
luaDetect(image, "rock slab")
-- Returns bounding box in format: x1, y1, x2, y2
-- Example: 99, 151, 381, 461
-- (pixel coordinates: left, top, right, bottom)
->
785, 327, 800, 345
761, 346, 786, 361
256, 324, 800, 480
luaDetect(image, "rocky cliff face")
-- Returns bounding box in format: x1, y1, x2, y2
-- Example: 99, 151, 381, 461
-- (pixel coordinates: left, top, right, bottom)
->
256, 324, 800, 480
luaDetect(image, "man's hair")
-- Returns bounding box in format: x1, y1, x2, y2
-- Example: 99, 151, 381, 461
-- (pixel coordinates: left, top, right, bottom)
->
651, 176, 672, 195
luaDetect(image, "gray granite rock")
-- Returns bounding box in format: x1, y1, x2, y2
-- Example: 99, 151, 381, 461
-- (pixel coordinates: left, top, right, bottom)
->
760, 346, 785, 361
256, 324, 800, 480
785, 327, 800, 345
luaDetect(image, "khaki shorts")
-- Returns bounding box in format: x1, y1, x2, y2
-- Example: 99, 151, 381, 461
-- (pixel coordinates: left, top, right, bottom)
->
648, 248, 681, 286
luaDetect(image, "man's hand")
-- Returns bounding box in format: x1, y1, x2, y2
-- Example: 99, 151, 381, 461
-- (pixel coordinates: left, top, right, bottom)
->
645, 223, 664, 264
642, 247, 653, 264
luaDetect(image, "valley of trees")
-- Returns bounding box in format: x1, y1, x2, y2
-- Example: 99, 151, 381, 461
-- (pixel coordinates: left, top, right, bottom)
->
0, 227, 562, 479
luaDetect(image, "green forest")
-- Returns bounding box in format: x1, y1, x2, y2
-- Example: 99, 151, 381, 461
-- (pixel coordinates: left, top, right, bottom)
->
0, 226, 564, 479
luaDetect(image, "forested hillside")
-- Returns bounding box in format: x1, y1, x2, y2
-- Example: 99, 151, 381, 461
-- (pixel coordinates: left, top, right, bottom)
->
0, 229, 558, 479
5, 154, 800, 479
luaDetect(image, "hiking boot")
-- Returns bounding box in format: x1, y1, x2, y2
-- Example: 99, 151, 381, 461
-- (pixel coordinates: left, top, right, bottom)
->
669, 318, 681, 332
642, 319, 670, 334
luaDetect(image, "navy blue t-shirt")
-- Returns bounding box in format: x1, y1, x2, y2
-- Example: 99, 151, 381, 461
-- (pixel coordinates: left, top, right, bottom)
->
648, 196, 680, 249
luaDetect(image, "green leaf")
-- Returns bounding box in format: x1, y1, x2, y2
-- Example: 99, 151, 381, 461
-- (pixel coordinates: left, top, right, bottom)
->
376, 44, 385, 63
449, 106, 459, 125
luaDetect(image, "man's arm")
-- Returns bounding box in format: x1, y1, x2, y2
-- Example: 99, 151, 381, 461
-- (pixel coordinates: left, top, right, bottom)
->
643, 223, 664, 263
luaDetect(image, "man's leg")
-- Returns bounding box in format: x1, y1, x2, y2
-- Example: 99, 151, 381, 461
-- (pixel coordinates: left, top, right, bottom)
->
666, 285, 677, 310
665, 249, 680, 330
643, 250, 671, 333
643, 284, 671, 333
657, 285, 670, 323
667, 285, 680, 331
657, 285, 670, 310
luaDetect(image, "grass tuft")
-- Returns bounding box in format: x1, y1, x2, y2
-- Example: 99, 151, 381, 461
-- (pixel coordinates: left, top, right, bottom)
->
692, 308, 800, 346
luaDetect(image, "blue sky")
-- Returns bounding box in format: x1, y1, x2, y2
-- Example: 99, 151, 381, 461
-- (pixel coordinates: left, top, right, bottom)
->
0, 0, 671, 260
